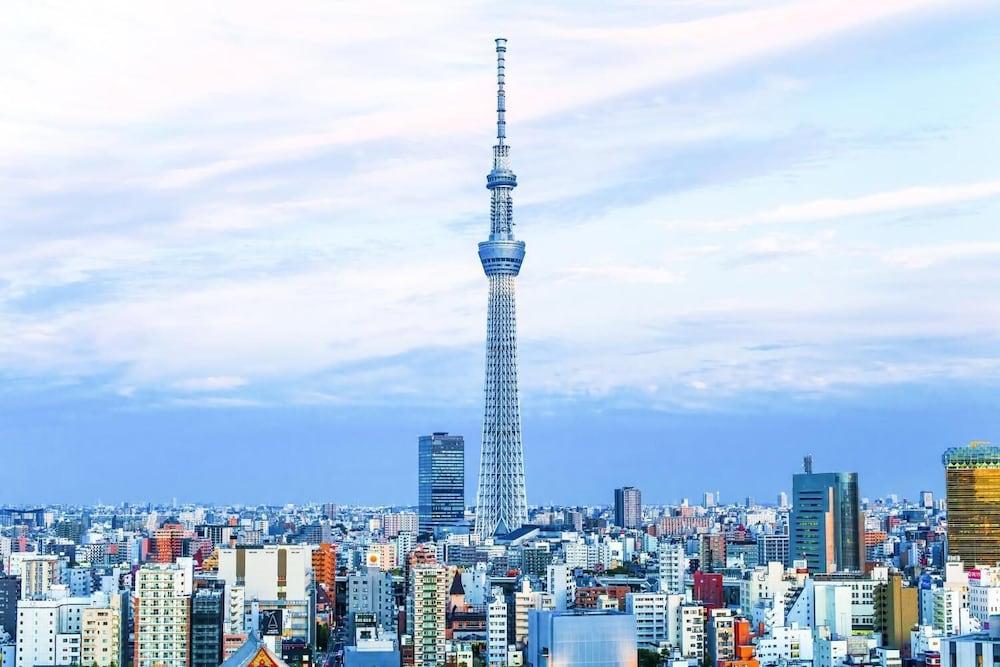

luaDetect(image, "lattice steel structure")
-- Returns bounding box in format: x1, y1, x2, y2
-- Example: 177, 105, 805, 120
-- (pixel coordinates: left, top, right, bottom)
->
474, 38, 528, 538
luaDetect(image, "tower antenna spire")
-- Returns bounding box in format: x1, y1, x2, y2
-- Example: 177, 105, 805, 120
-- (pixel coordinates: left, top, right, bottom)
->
495, 38, 506, 145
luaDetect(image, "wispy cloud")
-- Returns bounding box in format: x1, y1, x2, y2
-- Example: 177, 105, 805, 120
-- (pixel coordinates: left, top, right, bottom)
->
0, 0, 998, 412
697, 180, 1000, 230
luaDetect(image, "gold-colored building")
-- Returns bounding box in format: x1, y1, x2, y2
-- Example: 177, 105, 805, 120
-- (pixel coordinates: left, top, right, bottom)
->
943, 441, 1000, 567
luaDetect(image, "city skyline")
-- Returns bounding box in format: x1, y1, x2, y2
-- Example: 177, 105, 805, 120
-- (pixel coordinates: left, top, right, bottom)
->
2, 1, 1000, 504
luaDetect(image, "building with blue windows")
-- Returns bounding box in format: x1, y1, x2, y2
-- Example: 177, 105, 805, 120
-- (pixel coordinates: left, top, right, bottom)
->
418, 432, 465, 536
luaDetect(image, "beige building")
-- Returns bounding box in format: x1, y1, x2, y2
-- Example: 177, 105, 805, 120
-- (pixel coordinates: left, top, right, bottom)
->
81, 592, 128, 666
134, 559, 194, 667
411, 564, 451, 667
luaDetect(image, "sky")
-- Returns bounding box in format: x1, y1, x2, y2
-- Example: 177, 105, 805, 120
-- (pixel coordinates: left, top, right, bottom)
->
2, 0, 1000, 506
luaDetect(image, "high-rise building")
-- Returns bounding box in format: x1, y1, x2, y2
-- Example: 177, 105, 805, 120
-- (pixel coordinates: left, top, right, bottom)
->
418, 432, 465, 535
614, 487, 642, 529
527, 609, 638, 667
486, 588, 508, 666
410, 564, 450, 667
704, 492, 716, 508
474, 38, 529, 539
20, 554, 65, 600
657, 542, 686, 595
707, 608, 737, 666
217, 545, 316, 650
546, 564, 576, 611
312, 542, 337, 592
80, 592, 128, 667
191, 587, 225, 667
677, 602, 706, 662
943, 442, 1000, 567
790, 467, 864, 573
626, 592, 670, 649
15, 596, 92, 667
920, 490, 934, 510
0, 575, 19, 640
757, 534, 790, 567
134, 560, 193, 667
699, 533, 727, 572
348, 567, 397, 633
382, 511, 418, 538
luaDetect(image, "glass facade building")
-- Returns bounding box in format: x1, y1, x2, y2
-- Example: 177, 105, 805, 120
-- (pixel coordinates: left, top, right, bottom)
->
790, 470, 864, 573
943, 442, 1000, 567
191, 587, 224, 667
527, 609, 637, 667
418, 432, 465, 535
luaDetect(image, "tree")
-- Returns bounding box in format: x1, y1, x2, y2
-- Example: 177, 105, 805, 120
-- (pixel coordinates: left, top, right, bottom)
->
316, 622, 331, 652
638, 648, 662, 667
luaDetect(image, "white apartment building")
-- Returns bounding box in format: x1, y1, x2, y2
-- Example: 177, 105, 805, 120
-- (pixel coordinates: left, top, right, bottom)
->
658, 542, 686, 596
134, 559, 193, 667
15, 596, 90, 667
678, 603, 705, 661
626, 592, 669, 649
545, 564, 575, 611
969, 567, 1000, 623
487, 588, 508, 666
754, 623, 813, 665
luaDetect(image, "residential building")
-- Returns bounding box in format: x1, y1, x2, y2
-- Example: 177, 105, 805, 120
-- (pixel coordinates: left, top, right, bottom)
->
411, 564, 450, 667
615, 487, 642, 529
134, 560, 193, 667
658, 542, 686, 595
348, 567, 398, 633
626, 592, 669, 649
486, 588, 508, 666
80, 592, 127, 667
15, 596, 90, 667
545, 564, 575, 611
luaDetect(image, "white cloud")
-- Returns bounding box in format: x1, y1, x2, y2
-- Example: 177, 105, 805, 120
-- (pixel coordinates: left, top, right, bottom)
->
696, 180, 1000, 230
0, 0, 997, 408
882, 242, 1000, 269
173, 376, 248, 392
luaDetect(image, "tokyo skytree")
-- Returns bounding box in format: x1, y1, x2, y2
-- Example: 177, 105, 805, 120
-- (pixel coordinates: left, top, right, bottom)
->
474, 38, 528, 538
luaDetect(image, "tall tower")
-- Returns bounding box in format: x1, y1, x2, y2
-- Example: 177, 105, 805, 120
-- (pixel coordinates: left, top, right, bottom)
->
474, 38, 528, 538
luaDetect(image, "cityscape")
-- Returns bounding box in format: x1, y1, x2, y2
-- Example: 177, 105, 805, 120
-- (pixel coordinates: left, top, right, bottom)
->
4, 3, 1000, 667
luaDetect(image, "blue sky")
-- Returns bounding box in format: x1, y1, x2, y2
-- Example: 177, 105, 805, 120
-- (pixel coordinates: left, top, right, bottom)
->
2, 1, 999, 505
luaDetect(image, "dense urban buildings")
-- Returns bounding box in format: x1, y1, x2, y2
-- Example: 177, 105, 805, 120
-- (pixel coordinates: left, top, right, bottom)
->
0, 446, 980, 667
417, 433, 466, 536
0, 36, 992, 667
943, 441, 1000, 567
474, 37, 529, 540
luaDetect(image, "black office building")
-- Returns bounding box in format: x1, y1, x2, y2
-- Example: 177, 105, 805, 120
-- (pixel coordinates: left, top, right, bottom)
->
418, 432, 465, 535
0, 575, 19, 639
191, 587, 224, 667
